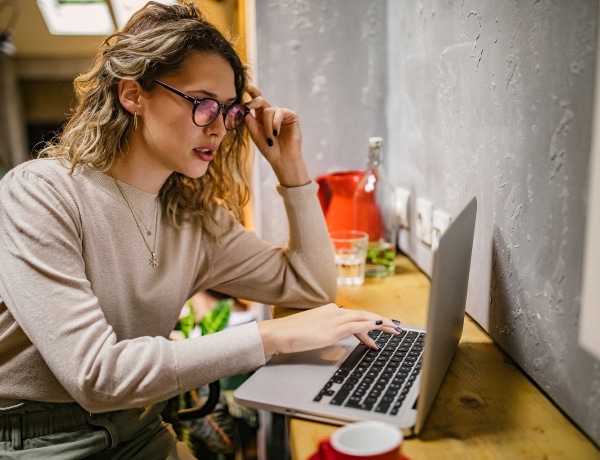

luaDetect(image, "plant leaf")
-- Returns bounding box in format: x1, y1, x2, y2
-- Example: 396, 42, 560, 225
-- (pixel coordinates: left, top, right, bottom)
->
200, 298, 232, 335
178, 300, 196, 339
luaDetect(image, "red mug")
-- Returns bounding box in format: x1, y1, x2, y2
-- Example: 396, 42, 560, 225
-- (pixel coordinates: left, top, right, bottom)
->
319, 421, 403, 460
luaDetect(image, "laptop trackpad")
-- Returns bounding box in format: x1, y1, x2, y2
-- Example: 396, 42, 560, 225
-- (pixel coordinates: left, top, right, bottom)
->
266, 340, 353, 367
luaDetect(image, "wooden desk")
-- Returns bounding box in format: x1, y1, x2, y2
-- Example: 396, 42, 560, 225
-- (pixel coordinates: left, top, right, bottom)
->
274, 255, 600, 460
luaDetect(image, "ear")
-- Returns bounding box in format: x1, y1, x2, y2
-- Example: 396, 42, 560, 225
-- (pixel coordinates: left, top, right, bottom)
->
118, 79, 143, 116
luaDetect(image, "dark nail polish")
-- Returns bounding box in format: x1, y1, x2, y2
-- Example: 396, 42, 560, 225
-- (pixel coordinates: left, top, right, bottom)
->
395, 327, 403, 333
267, 138, 273, 147
375, 320, 383, 326
392, 319, 401, 326
273, 129, 278, 136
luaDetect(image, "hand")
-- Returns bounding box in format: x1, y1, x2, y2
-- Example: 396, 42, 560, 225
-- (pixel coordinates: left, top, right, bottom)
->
257, 303, 401, 356
243, 85, 310, 187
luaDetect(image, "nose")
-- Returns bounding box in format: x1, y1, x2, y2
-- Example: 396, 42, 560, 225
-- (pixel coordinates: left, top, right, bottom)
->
203, 111, 227, 138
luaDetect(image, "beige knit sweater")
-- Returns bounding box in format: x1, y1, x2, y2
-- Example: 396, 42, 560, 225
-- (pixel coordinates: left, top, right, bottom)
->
0, 158, 337, 413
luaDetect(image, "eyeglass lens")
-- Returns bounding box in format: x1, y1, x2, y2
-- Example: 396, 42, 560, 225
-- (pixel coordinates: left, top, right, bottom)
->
194, 100, 247, 130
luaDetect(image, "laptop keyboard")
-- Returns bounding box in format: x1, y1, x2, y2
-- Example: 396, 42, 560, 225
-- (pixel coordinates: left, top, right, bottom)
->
313, 329, 425, 415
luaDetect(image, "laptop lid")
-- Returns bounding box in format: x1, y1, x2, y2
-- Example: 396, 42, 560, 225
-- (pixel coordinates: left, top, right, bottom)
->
234, 197, 477, 437
414, 196, 477, 434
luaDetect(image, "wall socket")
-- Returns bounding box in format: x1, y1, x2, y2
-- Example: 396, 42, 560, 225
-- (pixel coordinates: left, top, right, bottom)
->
432, 209, 452, 250
416, 198, 433, 245
394, 187, 411, 228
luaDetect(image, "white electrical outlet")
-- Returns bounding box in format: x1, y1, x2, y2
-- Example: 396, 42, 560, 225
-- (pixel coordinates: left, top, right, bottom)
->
416, 198, 433, 245
432, 209, 452, 250
394, 187, 411, 228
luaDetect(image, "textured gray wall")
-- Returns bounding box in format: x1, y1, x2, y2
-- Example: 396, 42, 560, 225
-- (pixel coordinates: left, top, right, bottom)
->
255, 0, 600, 446
254, 0, 387, 244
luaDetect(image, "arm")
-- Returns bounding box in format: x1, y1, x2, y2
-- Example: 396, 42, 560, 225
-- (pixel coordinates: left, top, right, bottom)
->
230, 88, 402, 352
203, 86, 337, 307
204, 183, 337, 308
0, 165, 264, 412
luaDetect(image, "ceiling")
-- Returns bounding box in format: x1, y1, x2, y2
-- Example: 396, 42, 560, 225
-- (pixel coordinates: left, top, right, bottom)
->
5, 0, 234, 60
10, 0, 112, 59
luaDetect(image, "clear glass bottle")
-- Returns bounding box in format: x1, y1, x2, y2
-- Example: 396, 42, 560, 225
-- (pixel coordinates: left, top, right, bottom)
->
352, 137, 397, 278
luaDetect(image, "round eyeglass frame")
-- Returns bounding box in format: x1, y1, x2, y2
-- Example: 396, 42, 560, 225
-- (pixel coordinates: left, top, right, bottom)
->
154, 79, 249, 130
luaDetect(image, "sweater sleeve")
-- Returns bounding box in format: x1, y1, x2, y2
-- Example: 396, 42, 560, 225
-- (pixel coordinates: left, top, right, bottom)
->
0, 164, 265, 412
200, 181, 338, 309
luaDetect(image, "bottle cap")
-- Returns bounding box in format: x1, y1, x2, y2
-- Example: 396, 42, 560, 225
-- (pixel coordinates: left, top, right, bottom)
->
368, 137, 383, 148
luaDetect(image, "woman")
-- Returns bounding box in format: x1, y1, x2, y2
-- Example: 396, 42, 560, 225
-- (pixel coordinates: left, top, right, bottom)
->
0, 2, 400, 457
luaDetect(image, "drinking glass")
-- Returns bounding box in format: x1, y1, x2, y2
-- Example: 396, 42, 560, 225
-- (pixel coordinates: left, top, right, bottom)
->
330, 230, 369, 286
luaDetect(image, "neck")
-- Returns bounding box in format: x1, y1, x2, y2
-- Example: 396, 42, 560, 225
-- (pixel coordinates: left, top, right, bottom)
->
110, 155, 170, 194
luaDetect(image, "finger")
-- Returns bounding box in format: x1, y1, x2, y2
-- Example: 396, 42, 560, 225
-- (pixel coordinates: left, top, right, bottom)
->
245, 95, 269, 111
244, 85, 269, 112
340, 308, 388, 326
374, 318, 403, 335
348, 315, 401, 343
271, 107, 286, 137
348, 310, 401, 333
354, 332, 379, 350
260, 106, 277, 145
244, 110, 273, 151
243, 114, 262, 146
245, 84, 262, 98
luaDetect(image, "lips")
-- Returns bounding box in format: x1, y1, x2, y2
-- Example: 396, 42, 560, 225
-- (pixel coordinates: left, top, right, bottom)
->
193, 146, 216, 162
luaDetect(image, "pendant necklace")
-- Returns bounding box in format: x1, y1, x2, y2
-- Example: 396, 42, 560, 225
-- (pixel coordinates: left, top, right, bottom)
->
110, 172, 159, 268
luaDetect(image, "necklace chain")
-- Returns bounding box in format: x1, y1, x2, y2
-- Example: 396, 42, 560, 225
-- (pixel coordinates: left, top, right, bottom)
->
139, 202, 157, 236
110, 172, 159, 268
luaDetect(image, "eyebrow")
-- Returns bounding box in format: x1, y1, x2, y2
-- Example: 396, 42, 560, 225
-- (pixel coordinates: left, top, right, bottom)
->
193, 89, 238, 104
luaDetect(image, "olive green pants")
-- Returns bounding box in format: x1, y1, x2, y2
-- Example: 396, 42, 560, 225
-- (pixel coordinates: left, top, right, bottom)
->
0, 400, 196, 459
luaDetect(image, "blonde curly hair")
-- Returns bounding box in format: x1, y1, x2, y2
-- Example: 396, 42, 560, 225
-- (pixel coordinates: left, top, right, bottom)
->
39, 2, 251, 238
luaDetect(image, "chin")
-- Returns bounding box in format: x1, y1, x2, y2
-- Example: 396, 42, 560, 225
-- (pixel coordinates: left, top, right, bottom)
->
179, 167, 209, 179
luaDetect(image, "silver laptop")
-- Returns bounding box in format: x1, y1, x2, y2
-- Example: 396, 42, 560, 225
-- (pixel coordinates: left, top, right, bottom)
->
234, 197, 477, 437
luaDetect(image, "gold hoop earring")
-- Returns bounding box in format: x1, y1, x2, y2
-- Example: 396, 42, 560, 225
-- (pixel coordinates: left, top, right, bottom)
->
133, 112, 138, 132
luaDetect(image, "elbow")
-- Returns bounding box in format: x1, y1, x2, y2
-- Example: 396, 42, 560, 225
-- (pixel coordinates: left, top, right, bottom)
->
306, 268, 338, 308
70, 377, 128, 413
322, 276, 338, 304
322, 260, 338, 303
313, 259, 338, 305
68, 370, 141, 413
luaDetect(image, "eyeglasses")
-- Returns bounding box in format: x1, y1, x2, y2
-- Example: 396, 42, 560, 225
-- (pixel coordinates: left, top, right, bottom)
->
154, 79, 249, 130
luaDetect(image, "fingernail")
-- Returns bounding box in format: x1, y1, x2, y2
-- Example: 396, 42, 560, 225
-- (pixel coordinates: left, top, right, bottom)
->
392, 319, 401, 326
375, 320, 383, 326
267, 138, 273, 147
395, 327, 403, 333
273, 129, 278, 137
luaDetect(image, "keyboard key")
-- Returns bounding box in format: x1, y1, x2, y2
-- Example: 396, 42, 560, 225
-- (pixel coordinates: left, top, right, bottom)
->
375, 403, 390, 413
339, 343, 369, 371
331, 389, 350, 405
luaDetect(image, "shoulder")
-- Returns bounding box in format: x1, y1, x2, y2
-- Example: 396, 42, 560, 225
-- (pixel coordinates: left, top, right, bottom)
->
1, 158, 74, 189
0, 159, 89, 216
0, 158, 107, 196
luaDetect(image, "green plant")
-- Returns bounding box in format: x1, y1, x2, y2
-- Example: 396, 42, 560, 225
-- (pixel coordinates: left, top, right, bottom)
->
177, 297, 233, 339
199, 298, 232, 336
